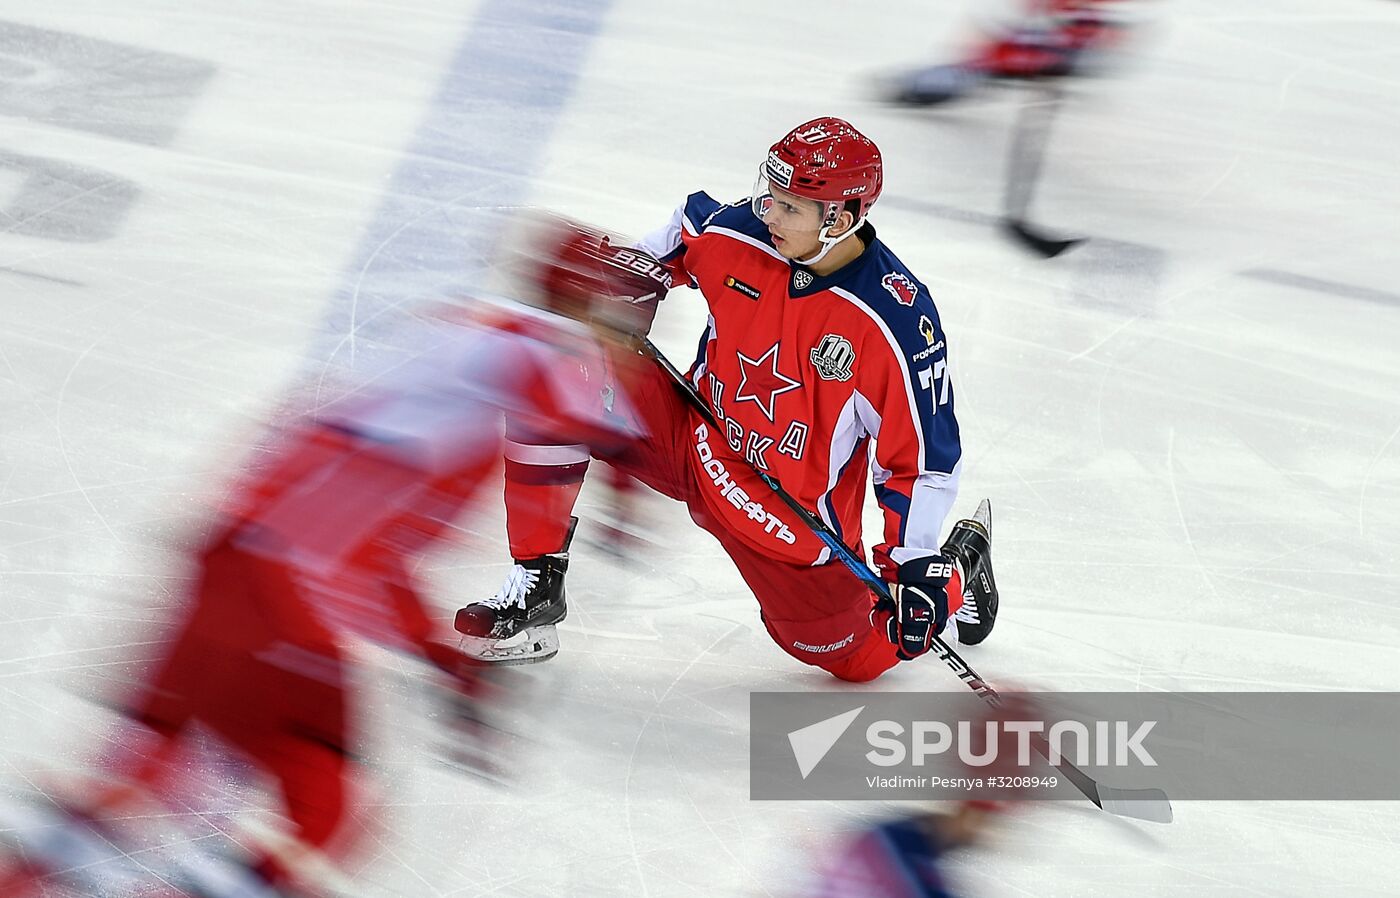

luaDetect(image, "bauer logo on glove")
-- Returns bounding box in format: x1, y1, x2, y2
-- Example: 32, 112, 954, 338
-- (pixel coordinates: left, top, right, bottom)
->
871, 553, 953, 660
924, 559, 955, 580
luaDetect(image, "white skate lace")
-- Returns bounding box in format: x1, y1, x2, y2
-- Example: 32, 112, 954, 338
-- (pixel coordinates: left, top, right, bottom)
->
481, 564, 539, 611
951, 559, 979, 624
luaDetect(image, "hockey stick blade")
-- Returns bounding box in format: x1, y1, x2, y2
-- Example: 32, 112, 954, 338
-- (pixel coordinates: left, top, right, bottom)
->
1043, 741, 1172, 822
1002, 218, 1084, 258
1095, 787, 1174, 824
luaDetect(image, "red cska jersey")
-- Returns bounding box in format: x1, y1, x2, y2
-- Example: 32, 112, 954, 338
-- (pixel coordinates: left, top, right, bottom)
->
638, 193, 962, 573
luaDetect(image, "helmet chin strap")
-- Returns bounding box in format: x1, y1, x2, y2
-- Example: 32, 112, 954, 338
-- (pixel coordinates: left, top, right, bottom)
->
793, 216, 866, 267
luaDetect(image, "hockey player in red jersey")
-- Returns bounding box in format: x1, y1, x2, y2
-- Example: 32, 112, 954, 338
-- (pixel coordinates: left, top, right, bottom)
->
0, 218, 664, 898
457, 119, 999, 683
882, 0, 1134, 106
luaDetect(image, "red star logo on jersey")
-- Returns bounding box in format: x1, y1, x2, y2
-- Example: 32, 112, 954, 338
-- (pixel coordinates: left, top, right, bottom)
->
734, 343, 801, 422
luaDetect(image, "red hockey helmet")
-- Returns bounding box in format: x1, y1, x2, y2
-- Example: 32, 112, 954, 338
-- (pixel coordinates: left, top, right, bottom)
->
758, 117, 884, 225
536, 220, 672, 335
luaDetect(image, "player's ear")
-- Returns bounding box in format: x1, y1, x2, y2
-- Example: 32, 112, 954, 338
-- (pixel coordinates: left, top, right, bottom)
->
829, 210, 856, 237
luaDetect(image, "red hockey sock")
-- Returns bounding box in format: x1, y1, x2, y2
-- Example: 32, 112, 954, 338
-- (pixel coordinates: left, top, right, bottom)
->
503, 444, 589, 558
945, 567, 965, 618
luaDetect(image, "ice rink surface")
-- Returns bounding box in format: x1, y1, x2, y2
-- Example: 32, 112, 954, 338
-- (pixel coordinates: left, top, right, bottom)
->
3, 0, 1400, 894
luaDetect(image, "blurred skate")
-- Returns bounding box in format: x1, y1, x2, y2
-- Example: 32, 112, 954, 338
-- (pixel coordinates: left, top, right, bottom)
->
0, 798, 145, 896
877, 64, 990, 106
454, 519, 575, 665
169, 830, 361, 898
879, 40, 1077, 107
172, 852, 288, 898
431, 661, 523, 785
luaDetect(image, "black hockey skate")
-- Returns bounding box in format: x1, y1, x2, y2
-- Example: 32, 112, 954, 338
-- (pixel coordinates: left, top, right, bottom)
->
454, 518, 575, 665
942, 499, 999, 645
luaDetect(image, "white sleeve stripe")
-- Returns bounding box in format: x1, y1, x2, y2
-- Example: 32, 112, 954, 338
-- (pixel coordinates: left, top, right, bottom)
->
852, 389, 882, 441
816, 391, 868, 532
692, 315, 717, 385
900, 461, 962, 553
503, 440, 590, 465
870, 454, 892, 486
828, 286, 932, 474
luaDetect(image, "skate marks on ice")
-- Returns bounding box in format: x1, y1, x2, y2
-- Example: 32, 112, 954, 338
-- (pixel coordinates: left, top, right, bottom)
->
1240, 268, 1400, 309
883, 187, 1400, 321
360, 611, 770, 898
880, 193, 1168, 315
0, 263, 84, 287
301, 0, 616, 383
1064, 237, 1168, 315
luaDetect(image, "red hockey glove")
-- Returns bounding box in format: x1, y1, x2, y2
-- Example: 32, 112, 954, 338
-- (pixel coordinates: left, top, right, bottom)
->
872, 555, 953, 660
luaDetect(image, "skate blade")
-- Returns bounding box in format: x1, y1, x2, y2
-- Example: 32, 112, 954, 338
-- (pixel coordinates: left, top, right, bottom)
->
955, 498, 992, 539
459, 625, 559, 666
972, 498, 991, 533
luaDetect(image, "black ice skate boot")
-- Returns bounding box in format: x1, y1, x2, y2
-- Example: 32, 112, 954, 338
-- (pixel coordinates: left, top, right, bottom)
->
941, 500, 999, 646
454, 518, 575, 665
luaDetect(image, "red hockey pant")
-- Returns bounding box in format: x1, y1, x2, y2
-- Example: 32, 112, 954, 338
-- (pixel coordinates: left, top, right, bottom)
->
603, 360, 904, 682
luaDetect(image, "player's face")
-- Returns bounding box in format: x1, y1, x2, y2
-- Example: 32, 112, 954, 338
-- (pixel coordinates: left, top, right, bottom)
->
756, 185, 826, 260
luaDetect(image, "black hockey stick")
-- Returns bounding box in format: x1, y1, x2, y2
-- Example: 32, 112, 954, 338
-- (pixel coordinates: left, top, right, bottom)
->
639, 337, 1172, 823
1002, 85, 1084, 258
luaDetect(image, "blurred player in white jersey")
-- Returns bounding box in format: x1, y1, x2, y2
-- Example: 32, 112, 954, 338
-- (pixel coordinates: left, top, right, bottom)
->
0, 216, 663, 898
